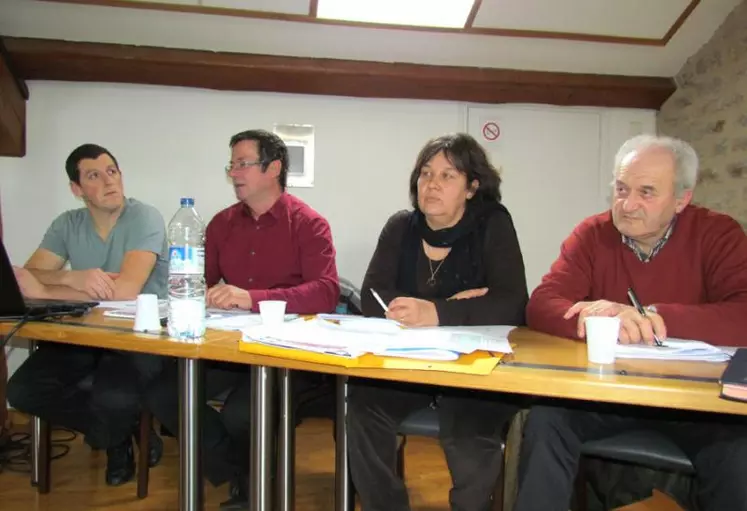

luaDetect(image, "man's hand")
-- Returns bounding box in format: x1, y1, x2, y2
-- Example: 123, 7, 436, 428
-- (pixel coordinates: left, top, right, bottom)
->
206, 284, 252, 310
64, 269, 119, 300
386, 297, 439, 327
448, 287, 488, 301
616, 308, 667, 345
13, 266, 49, 299
564, 300, 667, 345
564, 300, 628, 337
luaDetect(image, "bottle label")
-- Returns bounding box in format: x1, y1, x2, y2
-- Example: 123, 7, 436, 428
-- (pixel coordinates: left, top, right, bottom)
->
169, 245, 205, 275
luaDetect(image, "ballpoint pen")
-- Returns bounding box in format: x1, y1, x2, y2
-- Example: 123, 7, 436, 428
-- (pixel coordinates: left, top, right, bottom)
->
626, 287, 664, 347
370, 289, 389, 313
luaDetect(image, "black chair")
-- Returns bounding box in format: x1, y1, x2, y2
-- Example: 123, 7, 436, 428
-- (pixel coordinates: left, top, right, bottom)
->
338, 277, 363, 315
573, 430, 694, 511
396, 406, 508, 511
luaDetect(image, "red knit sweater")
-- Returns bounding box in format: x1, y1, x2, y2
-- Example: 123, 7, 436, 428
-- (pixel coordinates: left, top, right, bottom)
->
527, 205, 747, 346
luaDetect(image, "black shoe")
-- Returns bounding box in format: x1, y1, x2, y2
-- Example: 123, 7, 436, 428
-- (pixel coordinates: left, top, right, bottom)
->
219, 475, 249, 510
105, 439, 135, 486
135, 426, 164, 468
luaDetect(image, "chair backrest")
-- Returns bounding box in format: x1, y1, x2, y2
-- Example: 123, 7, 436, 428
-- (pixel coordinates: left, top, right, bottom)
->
296, 277, 363, 421
337, 277, 362, 316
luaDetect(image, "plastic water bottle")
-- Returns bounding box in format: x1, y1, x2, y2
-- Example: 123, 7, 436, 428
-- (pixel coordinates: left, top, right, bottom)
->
167, 197, 206, 341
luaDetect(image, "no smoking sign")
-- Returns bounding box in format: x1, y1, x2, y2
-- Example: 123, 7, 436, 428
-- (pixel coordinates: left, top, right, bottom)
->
481, 121, 501, 141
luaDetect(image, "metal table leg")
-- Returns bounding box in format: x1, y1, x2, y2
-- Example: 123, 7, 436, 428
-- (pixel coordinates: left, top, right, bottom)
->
29, 340, 40, 487
250, 365, 276, 511
30, 416, 42, 487
179, 358, 204, 511
277, 368, 294, 511
335, 375, 355, 511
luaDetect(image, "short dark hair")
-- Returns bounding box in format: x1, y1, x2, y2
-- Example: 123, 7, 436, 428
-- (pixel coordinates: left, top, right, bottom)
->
65, 144, 119, 184
229, 129, 289, 190
408, 133, 502, 210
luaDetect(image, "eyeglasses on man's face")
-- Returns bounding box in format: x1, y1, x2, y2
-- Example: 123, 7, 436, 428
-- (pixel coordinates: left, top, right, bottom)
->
224, 160, 265, 173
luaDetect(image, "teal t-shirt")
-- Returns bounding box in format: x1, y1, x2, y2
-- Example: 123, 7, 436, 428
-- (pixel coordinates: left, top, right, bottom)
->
39, 198, 169, 299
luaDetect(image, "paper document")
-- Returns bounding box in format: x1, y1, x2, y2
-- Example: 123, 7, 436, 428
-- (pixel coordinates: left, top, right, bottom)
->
615, 338, 731, 362
205, 313, 299, 331
241, 317, 515, 361
102, 300, 168, 320
96, 300, 138, 309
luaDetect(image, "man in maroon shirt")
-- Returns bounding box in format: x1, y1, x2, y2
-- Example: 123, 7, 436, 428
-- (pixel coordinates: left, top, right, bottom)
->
147, 130, 339, 510
514, 135, 747, 511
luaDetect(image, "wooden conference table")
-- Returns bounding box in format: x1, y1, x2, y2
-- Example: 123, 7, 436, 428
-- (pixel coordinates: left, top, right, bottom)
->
1, 311, 744, 511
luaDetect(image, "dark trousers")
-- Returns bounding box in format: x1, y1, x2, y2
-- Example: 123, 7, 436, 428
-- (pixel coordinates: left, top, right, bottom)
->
347, 379, 519, 511
513, 404, 747, 511
146, 360, 329, 486
7, 342, 163, 449
145, 360, 248, 486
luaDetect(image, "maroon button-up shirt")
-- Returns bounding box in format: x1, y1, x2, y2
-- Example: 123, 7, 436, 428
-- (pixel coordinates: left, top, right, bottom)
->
205, 193, 340, 314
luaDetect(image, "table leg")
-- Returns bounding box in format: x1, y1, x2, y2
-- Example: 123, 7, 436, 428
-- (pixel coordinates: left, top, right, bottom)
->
277, 368, 294, 511
30, 415, 41, 486
335, 375, 355, 511
28, 340, 40, 488
250, 365, 276, 511
179, 358, 204, 511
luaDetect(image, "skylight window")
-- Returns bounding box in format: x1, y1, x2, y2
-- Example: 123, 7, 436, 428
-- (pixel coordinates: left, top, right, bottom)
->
316, 0, 474, 29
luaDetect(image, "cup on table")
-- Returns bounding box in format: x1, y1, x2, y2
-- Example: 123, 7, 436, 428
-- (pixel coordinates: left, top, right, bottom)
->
259, 300, 287, 326
584, 316, 620, 364
134, 293, 162, 332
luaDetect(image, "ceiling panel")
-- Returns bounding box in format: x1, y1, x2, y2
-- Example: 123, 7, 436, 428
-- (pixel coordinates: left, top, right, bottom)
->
199, 0, 310, 15
473, 0, 692, 39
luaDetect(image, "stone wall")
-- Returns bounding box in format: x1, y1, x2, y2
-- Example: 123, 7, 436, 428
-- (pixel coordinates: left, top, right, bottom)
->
658, 0, 747, 230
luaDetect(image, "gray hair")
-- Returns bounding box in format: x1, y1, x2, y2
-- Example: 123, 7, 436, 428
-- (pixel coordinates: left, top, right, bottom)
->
612, 135, 699, 196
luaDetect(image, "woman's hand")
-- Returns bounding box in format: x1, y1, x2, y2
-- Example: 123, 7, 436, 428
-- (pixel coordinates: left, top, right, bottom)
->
386, 297, 439, 327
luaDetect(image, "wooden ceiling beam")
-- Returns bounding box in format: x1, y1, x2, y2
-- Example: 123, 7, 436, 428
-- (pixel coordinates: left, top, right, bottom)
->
3, 37, 676, 110
0, 39, 28, 157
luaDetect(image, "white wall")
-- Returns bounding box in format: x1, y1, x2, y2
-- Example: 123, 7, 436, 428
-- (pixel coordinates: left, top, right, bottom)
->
0, 81, 464, 284
0, 81, 654, 377
467, 105, 656, 290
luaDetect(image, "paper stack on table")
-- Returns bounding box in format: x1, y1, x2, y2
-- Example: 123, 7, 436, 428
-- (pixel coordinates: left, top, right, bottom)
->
615, 338, 731, 362
241, 316, 514, 361
98, 300, 168, 319
205, 312, 299, 331
97, 301, 301, 330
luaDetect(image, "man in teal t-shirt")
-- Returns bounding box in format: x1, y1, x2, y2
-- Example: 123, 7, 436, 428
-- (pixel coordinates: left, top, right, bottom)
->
8, 143, 168, 487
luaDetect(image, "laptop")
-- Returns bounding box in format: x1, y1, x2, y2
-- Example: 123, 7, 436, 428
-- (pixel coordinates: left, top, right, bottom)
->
0, 239, 99, 320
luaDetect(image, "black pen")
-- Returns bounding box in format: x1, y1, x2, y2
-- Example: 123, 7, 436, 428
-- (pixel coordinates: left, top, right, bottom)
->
626, 287, 664, 347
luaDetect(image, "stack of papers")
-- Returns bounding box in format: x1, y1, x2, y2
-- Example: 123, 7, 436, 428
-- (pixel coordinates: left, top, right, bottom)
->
241, 316, 514, 361
615, 338, 731, 362
97, 302, 298, 331
205, 312, 299, 331
98, 300, 168, 319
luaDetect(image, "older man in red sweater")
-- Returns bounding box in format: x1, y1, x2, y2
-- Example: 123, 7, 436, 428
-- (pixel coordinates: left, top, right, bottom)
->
514, 135, 747, 511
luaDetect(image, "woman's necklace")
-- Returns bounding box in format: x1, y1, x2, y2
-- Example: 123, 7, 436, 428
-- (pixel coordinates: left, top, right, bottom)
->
427, 257, 446, 287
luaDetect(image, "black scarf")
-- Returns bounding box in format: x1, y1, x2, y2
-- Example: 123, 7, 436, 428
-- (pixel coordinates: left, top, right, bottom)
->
396, 200, 506, 299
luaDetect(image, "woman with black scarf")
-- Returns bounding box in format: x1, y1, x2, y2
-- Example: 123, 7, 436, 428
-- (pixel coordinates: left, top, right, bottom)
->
347, 133, 529, 511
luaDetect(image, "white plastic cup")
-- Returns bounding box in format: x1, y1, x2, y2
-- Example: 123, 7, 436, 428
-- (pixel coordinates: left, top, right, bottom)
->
134, 293, 162, 332
259, 300, 287, 326
585, 316, 620, 364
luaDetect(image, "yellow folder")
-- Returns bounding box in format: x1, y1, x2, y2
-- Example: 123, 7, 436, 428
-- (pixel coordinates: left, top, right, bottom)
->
237, 340, 503, 375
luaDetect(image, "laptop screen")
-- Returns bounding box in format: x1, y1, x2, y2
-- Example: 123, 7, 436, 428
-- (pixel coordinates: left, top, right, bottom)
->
0, 240, 28, 317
